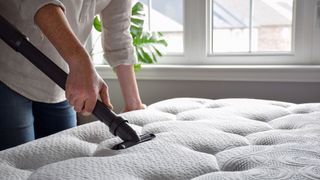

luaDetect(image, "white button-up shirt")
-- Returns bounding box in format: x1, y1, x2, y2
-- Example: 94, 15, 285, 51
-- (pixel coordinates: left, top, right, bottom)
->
0, 0, 136, 103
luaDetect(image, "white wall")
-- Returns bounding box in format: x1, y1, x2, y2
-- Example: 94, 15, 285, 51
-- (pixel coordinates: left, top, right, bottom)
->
77, 79, 319, 124
107, 79, 320, 113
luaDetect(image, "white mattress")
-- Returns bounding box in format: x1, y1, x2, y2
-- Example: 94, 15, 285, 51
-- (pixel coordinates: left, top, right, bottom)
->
1, 98, 320, 180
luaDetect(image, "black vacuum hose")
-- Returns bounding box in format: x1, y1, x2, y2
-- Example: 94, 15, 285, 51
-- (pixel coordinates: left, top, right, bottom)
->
0, 14, 141, 144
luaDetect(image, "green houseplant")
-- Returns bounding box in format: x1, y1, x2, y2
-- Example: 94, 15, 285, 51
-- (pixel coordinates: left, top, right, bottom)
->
93, 2, 168, 71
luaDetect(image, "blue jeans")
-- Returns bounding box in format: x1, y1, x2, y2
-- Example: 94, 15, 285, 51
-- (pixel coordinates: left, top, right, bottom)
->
0, 82, 76, 151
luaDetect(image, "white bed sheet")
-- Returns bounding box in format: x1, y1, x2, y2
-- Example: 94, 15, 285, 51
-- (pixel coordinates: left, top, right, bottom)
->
0, 98, 320, 180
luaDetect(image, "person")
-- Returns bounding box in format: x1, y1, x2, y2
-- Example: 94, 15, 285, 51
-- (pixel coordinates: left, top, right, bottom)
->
0, 0, 145, 151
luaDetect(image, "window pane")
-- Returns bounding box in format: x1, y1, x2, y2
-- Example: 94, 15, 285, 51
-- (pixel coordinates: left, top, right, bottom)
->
150, 0, 184, 54
252, 0, 293, 52
211, 0, 294, 54
212, 0, 250, 53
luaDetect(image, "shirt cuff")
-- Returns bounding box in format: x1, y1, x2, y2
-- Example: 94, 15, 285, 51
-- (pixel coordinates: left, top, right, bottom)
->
104, 47, 137, 67
20, 0, 65, 25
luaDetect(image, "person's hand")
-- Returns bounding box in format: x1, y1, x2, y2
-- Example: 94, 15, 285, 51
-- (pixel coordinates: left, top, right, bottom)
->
66, 59, 113, 116
123, 103, 146, 112
34, 4, 112, 115
114, 65, 146, 113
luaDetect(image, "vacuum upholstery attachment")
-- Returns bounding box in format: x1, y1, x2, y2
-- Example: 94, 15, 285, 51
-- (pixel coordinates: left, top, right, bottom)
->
0, 15, 155, 150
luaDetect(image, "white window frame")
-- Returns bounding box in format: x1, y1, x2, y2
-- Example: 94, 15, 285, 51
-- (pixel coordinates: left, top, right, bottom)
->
96, 0, 320, 82
157, 0, 320, 65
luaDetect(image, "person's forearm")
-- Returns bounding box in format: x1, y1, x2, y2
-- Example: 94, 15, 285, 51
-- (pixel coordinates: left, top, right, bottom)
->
34, 4, 90, 67
34, 4, 113, 114
115, 65, 144, 111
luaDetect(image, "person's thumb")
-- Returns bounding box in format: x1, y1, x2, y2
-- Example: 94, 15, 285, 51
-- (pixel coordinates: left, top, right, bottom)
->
100, 84, 113, 110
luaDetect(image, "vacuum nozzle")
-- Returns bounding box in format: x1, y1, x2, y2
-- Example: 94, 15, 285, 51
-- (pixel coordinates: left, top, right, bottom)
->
96, 101, 156, 150
112, 133, 156, 150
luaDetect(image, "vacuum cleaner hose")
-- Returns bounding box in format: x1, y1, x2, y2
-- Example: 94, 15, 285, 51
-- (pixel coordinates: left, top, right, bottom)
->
0, 14, 141, 143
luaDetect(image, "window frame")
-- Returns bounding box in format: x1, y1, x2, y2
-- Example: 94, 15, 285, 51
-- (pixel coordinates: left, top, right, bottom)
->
156, 0, 320, 65
94, 0, 320, 83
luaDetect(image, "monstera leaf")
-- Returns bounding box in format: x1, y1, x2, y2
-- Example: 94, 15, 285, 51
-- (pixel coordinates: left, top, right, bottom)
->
93, 2, 167, 72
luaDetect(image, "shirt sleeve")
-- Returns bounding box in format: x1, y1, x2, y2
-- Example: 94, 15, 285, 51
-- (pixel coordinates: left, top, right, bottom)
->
100, 0, 137, 67
20, 0, 66, 25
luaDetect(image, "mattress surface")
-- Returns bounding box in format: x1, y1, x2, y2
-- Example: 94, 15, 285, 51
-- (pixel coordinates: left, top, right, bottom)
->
0, 98, 320, 180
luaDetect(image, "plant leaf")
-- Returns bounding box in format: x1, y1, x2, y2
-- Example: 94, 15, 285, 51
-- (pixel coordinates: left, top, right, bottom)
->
93, 16, 102, 32
151, 52, 157, 62
136, 47, 146, 63
132, 2, 144, 16
130, 25, 142, 38
135, 32, 168, 47
134, 64, 141, 72
92, 2, 168, 70
153, 46, 163, 57
139, 47, 153, 64
131, 17, 144, 27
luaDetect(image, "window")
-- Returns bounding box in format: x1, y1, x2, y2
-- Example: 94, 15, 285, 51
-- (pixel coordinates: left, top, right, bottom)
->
170, 0, 318, 65
92, 0, 320, 65
211, 0, 294, 53
138, 0, 184, 54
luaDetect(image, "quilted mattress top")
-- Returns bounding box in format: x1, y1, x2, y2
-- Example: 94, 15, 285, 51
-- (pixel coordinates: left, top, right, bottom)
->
0, 98, 320, 180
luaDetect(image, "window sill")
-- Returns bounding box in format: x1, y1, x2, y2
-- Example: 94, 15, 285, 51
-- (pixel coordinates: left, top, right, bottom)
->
95, 65, 320, 82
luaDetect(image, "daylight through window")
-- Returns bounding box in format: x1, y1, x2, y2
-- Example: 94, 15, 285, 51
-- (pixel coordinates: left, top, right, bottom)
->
138, 0, 184, 54
211, 0, 294, 54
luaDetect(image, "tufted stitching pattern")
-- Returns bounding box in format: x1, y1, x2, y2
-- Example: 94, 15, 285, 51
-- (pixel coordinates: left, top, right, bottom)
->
0, 98, 319, 180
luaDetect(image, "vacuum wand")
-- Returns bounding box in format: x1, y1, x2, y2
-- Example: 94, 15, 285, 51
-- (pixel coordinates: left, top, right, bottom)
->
0, 15, 155, 150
